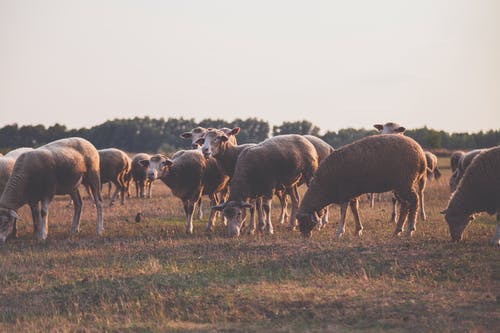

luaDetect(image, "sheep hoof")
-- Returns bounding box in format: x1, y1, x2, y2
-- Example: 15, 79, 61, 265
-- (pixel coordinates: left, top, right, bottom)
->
267, 228, 274, 235
186, 228, 193, 235
421, 215, 427, 221
355, 229, 363, 237
491, 238, 500, 247
336, 231, 345, 238
205, 225, 213, 232
393, 229, 403, 237
248, 229, 255, 236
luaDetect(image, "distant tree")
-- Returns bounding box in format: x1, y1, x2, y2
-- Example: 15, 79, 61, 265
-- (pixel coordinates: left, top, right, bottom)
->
273, 120, 320, 136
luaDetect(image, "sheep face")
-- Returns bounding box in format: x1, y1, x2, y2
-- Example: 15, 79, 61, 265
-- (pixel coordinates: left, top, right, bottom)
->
373, 122, 406, 134
214, 201, 252, 238
297, 212, 320, 238
139, 155, 172, 182
201, 128, 240, 159
444, 212, 473, 242
0, 209, 18, 243
180, 127, 208, 149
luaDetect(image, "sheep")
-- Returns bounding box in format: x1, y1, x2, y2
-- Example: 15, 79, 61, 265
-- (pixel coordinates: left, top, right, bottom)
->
139, 150, 229, 234
449, 149, 485, 193
424, 151, 441, 180
450, 150, 465, 173
213, 134, 319, 237
373, 122, 427, 223
0, 148, 34, 195
131, 153, 153, 198
98, 148, 132, 206
297, 134, 427, 238
180, 126, 237, 149
441, 146, 500, 245
0, 137, 103, 242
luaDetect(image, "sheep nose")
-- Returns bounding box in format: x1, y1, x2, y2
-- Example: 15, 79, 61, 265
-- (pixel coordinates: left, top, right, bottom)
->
147, 172, 156, 181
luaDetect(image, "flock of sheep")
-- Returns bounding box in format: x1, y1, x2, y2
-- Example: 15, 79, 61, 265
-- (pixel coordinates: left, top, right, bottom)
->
0, 122, 498, 246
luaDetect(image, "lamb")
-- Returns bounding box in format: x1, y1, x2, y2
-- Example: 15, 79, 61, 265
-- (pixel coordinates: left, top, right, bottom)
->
449, 149, 485, 193
424, 151, 441, 180
0, 137, 103, 242
441, 146, 500, 245
450, 150, 465, 173
297, 134, 427, 238
140, 150, 229, 234
131, 153, 153, 198
98, 148, 132, 206
213, 134, 318, 237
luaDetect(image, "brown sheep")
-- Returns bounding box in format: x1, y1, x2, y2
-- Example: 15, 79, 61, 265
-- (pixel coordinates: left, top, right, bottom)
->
131, 153, 153, 198
449, 149, 485, 193
213, 134, 318, 237
98, 148, 132, 206
442, 146, 500, 244
297, 134, 427, 238
140, 151, 229, 234
424, 151, 441, 180
0, 137, 103, 242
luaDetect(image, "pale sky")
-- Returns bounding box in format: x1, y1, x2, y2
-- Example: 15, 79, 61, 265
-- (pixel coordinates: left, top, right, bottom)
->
0, 0, 499, 133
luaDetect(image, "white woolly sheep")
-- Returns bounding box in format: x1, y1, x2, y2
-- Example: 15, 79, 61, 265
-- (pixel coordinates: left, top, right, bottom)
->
0, 137, 103, 242
98, 148, 132, 206
213, 134, 319, 237
297, 134, 427, 239
442, 146, 500, 245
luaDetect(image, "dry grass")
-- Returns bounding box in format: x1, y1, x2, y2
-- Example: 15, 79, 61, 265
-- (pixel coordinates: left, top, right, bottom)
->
0, 160, 498, 332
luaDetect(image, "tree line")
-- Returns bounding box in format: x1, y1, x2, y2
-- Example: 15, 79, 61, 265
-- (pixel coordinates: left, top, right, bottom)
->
0, 117, 499, 154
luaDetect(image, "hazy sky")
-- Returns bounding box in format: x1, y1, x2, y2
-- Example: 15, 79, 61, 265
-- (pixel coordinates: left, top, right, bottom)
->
0, 0, 499, 133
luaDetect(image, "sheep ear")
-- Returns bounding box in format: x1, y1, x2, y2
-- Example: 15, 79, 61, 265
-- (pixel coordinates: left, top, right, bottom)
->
138, 159, 150, 168
229, 127, 240, 136
162, 158, 173, 167
373, 124, 383, 131
180, 132, 192, 139
440, 209, 448, 215
212, 203, 226, 211
395, 126, 406, 133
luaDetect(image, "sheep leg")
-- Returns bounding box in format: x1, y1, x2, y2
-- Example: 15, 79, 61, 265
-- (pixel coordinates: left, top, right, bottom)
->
69, 189, 83, 235
336, 202, 349, 238
257, 197, 266, 232
109, 180, 121, 207
139, 181, 145, 198
183, 199, 196, 234
349, 198, 363, 236
146, 180, 152, 198
287, 186, 300, 230
196, 198, 204, 220
38, 197, 52, 241
135, 181, 140, 198
277, 190, 289, 225
321, 205, 329, 227
248, 202, 256, 235
404, 190, 419, 237
29, 202, 40, 237
492, 212, 500, 246
368, 193, 375, 208
117, 173, 127, 205
394, 197, 409, 236
205, 194, 219, 232
262, 196, 274, 235
390, 193, 398, 223
418, 176, 427, 221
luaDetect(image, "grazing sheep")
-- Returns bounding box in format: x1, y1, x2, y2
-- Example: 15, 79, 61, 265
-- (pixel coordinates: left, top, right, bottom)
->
450, 150, 465, 173
213, 134, 318, 237
0, 137, 103, 242
449, 149, 485, 193
442, 146, 500, 245
140, 151, 229, 234
424, 151, 441, 180
297, 134, 427, 238
131, 153, 153, 198
98, 148, 132, 206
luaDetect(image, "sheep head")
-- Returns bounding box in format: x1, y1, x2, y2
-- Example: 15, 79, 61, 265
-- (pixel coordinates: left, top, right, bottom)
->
374, 122, 406, 134
201, 127, 240, 159
139, 154, 173, 182
297, 211, 321, 238
180, 127, 209, 149
0, 208, 19, 243
441, 208, 473, 242
213, 200, 252, 238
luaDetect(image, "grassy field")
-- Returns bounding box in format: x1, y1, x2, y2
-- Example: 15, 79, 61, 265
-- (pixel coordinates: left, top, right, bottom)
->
0, 158, 498, 332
